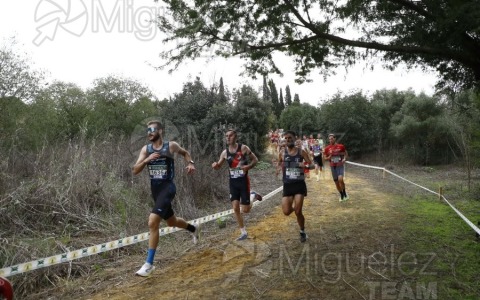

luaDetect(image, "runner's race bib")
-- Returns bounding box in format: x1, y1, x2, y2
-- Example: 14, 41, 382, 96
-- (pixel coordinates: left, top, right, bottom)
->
314, 151, 321, 156
331, 156, 341, 163
229, 167, 245, 178
286, 168, 304, 180
149, 165, 167, 179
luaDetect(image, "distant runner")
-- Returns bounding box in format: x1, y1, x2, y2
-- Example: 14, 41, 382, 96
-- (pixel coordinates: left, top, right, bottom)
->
324, 133, 349, 201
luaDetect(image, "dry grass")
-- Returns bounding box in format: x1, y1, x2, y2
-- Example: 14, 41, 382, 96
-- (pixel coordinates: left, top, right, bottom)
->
2, 142, 479, 299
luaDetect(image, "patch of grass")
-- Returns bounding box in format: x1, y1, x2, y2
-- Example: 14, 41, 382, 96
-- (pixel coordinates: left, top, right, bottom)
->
401, 197, 480, 299
254, 160, 273, 171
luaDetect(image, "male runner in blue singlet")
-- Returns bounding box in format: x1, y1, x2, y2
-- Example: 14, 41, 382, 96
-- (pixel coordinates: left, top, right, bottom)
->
276, 130, 312, 242
132, 120, 198, 277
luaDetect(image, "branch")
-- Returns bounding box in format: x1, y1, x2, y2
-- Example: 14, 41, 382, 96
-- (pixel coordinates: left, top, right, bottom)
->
278, 0, 476, 66
387, 0, 433, 19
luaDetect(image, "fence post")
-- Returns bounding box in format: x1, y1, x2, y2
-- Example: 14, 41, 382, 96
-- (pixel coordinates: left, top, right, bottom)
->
439, 187, 443, 201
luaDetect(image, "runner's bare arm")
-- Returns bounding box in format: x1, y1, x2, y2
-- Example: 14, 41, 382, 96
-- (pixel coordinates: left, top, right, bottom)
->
169, 141, 196, 174
342, 149, 348, 163
302, 149, 312, 164
212, 150, 227, 170
132, 145, 151, 175
276, 151, 283, 176
243, 145, 258, 171
323, 148, 331, 161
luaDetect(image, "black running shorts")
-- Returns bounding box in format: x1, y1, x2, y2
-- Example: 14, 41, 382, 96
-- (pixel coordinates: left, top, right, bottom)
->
283, 181, 307, 197
229, 176, 251, 205
150, 181, 176, 220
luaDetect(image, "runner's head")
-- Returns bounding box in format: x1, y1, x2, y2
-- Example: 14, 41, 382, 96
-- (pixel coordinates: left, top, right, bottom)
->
328, 133, 336, 145
225, 128, 237, 145
146, 120, 163, 142
284, 130, 297, 149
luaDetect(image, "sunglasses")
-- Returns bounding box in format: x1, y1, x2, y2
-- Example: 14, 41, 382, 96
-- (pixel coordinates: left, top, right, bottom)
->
146, 127, 158, 133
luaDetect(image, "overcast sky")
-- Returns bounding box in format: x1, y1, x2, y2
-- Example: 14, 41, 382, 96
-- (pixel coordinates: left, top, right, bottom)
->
0, 0, 438, 106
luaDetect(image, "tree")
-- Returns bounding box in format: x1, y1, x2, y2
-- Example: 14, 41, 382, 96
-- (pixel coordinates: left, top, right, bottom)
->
262, 76, 270, 102
371, 89, 410, 151
161, 77, 220, 149
285, 85, 292, 106
35, 81, 89, 140
279, 88, 285, 111
218, 77, 228, 104
268, 79, 280, 117
279, 103, 318, 136
390, 93, 450, 164
445, 89, 480, 190
0, 96, 28, 149
86, 75, 157, 136
293, 93, 300, 104
232, 85, 271, 154
0, 38, 45, 101
319, 92, 380, 157
156, 0, 480, 89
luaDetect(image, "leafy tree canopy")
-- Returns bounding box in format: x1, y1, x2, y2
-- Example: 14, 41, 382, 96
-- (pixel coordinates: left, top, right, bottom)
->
0, 38, 45, 101
155, 0, 480, 89
279, 103, 318, 135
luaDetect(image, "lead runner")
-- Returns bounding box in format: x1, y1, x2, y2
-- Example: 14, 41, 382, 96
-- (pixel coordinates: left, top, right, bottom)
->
276, 130, 312, 243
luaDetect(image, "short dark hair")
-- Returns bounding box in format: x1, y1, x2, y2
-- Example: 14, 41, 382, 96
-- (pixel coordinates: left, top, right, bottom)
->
147, 120, 163, 129
284, 130, 297, 137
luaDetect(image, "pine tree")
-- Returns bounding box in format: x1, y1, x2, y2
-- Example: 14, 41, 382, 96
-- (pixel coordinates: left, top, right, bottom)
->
219, 77, 227, 104
268, 79, 280, 117
285, 85, 292, 106
279, 88, 285, 111
262, 76, 270, 102
293, 93, 300, 104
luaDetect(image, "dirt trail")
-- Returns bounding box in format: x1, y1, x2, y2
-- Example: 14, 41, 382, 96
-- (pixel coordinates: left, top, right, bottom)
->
84, 170, 406, 300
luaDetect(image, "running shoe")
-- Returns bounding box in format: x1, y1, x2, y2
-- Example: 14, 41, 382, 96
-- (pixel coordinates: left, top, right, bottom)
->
192, 224, 201, 244
136, 262, 155, 277
236, 232, 248, 241
250, 191, 263, 202
300, 231, 308, 243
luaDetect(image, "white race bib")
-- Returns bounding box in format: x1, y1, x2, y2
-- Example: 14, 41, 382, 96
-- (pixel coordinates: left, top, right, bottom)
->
286, 168, 303, 179
149, 165, 167, 179
229, 167, 245, 178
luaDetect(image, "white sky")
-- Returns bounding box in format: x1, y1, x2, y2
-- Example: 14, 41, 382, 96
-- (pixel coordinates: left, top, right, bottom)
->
0, 0, 438, 106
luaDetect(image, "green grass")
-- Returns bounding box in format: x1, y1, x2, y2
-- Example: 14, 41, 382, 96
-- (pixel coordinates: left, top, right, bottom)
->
400, 196, 480, 299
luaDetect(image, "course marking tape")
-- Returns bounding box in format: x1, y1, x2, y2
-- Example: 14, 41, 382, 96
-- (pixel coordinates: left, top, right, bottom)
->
0, 186, 283, 278
346, 161, 480, 236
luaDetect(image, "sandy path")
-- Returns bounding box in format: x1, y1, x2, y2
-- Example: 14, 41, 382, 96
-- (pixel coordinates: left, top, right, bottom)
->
84, 170, 405, 300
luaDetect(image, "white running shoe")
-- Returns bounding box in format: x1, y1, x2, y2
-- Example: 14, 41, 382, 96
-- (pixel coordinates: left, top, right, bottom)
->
236, 232, 248, 241
136, 262, 155, 277
192, 224, 200, 244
